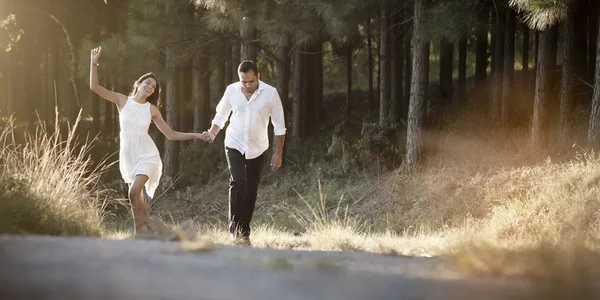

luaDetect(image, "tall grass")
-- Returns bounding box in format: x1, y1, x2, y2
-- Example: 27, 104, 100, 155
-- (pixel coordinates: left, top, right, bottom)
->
0, 111, 111, 236
119, 108, 600, 281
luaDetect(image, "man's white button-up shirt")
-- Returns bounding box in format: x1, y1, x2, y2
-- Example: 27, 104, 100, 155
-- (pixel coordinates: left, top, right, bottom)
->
211, 80, 286, 159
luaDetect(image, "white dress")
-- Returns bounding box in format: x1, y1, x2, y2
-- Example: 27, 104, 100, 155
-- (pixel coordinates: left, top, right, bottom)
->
118, 97, 162, 198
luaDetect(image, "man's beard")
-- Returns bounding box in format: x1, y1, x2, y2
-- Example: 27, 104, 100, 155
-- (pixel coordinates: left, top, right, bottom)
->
242, 86, 256, 93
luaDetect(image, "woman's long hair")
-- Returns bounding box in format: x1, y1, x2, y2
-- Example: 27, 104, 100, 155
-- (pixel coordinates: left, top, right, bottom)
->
129, 72, 161, 108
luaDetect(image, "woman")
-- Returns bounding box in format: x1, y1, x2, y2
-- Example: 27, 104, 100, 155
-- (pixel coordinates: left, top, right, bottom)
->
89, 46, 207, 235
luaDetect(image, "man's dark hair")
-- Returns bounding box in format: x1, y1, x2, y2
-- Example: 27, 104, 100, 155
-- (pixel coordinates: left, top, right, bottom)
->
238, 60, 259, 75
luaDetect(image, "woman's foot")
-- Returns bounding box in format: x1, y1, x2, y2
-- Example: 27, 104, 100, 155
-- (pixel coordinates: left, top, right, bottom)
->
144, 216, 158, 234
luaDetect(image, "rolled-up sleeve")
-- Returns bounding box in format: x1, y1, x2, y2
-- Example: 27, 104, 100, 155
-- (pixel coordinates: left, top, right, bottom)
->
212, 87, 232, 128
270, 89, 286, 136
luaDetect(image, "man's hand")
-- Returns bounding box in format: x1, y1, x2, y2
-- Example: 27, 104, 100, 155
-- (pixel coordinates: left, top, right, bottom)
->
195, 132, 212, 142
270, 152, 282, 171
202, 131, 216, 143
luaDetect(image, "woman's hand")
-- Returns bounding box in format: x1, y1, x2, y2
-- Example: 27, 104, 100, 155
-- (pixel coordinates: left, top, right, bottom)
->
195, 132, 212, 142
202, 131, 216, 143
91, 46, 102, 64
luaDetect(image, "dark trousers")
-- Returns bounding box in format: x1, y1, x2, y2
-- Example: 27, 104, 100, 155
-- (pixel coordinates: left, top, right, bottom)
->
225, 147, 265, 238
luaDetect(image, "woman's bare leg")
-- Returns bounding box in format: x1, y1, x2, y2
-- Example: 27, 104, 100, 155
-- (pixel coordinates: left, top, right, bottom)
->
129, 175, 149, 235
139, 191, 156, 233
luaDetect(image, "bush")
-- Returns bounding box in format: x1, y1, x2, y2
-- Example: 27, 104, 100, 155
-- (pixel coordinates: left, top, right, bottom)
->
0, 114, 108, 236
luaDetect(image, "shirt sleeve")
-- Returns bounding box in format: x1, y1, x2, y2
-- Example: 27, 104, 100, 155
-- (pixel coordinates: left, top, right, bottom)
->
212, 86, 232, 129
270, 88, 287, 136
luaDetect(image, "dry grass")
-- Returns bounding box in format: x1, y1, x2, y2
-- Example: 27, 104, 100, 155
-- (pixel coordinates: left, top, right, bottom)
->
0, 113, 110, 236
100, 114, 600, 280
185, 130, 598, 277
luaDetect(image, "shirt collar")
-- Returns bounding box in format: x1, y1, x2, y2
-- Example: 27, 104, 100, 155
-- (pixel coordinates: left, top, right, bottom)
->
237, 80, 265, 94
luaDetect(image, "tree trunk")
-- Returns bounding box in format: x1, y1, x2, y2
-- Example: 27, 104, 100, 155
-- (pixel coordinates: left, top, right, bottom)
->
367, 19, 375, 118
217, 40, 227, 96
439, 38, 454, 101
379, 1, 391, 125
522, 24, 530, 73
587, 16, 600, 149
292, 46, 304, 140
406, 0, 428, 166
501, 7, 515, 126
559, 13, 575, 145
164, 48, 180, 180
534, 31, 539, 71
346, 45, 353, 116
240, 16, 258, 62
179, 67, 193, 164
573, 7, 588, 77
232, 42, 241, 80
391, 25, 404, 124
458, 36, 467, 104
491, 7, 506, 121
404, 31, 412, 119
475, 7, 488, 81
316, 44, 323, 128
104, 81, 114, 137
275, 38, 291, 117
589, 1, 598, 81
179, 67, 192, 135
490, 10, 496, 76
548, 26, 558, 70
301, 49, 310, 137
224, 42, 232, 84
303, 42, 323, 136
531, 27, 555, 149
193, 52, 210, 134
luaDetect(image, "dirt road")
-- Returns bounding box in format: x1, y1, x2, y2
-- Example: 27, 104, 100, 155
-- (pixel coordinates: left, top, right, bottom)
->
0, 235, 545, 299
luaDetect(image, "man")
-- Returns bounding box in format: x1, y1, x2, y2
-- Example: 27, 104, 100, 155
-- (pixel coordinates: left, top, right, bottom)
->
204, 60, 286, 246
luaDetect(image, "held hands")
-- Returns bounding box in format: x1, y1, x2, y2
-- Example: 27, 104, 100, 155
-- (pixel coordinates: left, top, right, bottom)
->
196, 129, 281, 170
201, 131, 216, 143
91, 46, 102, 64
195, 132, 212, 142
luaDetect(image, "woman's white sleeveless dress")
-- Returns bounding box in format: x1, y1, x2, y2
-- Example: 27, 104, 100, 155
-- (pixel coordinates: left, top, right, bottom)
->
118, 97, 162, 198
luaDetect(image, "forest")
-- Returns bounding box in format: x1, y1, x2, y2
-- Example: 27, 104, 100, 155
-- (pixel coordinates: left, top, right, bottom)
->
2, 0, 600, 261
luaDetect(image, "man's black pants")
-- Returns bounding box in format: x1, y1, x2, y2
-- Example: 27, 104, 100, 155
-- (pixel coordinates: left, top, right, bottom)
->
225, 147, 265, 238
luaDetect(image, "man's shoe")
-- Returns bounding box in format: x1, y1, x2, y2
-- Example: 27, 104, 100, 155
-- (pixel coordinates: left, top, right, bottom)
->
232, 236, 251, 247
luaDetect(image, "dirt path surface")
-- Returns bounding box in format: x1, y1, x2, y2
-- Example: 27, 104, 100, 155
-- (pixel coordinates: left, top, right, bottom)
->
0, 235, 539, 299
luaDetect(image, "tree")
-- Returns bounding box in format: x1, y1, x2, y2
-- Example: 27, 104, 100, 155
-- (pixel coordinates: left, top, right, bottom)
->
197, 0, 325, 141
379, 0, 391, 125
559, 7, 575, 145
510, 0, 588, 149
509, 0, 571, 30
475, 6, 488, 82
588, 14, 600, 149
406, 0, 428, 166
530, 26, 556, 149
491, 2, 506, 121
316, 0, 374, 117
501, 6, 516, 126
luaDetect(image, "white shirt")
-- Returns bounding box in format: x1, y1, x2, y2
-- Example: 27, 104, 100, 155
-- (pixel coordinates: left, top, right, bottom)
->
211, 80, 286, 159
